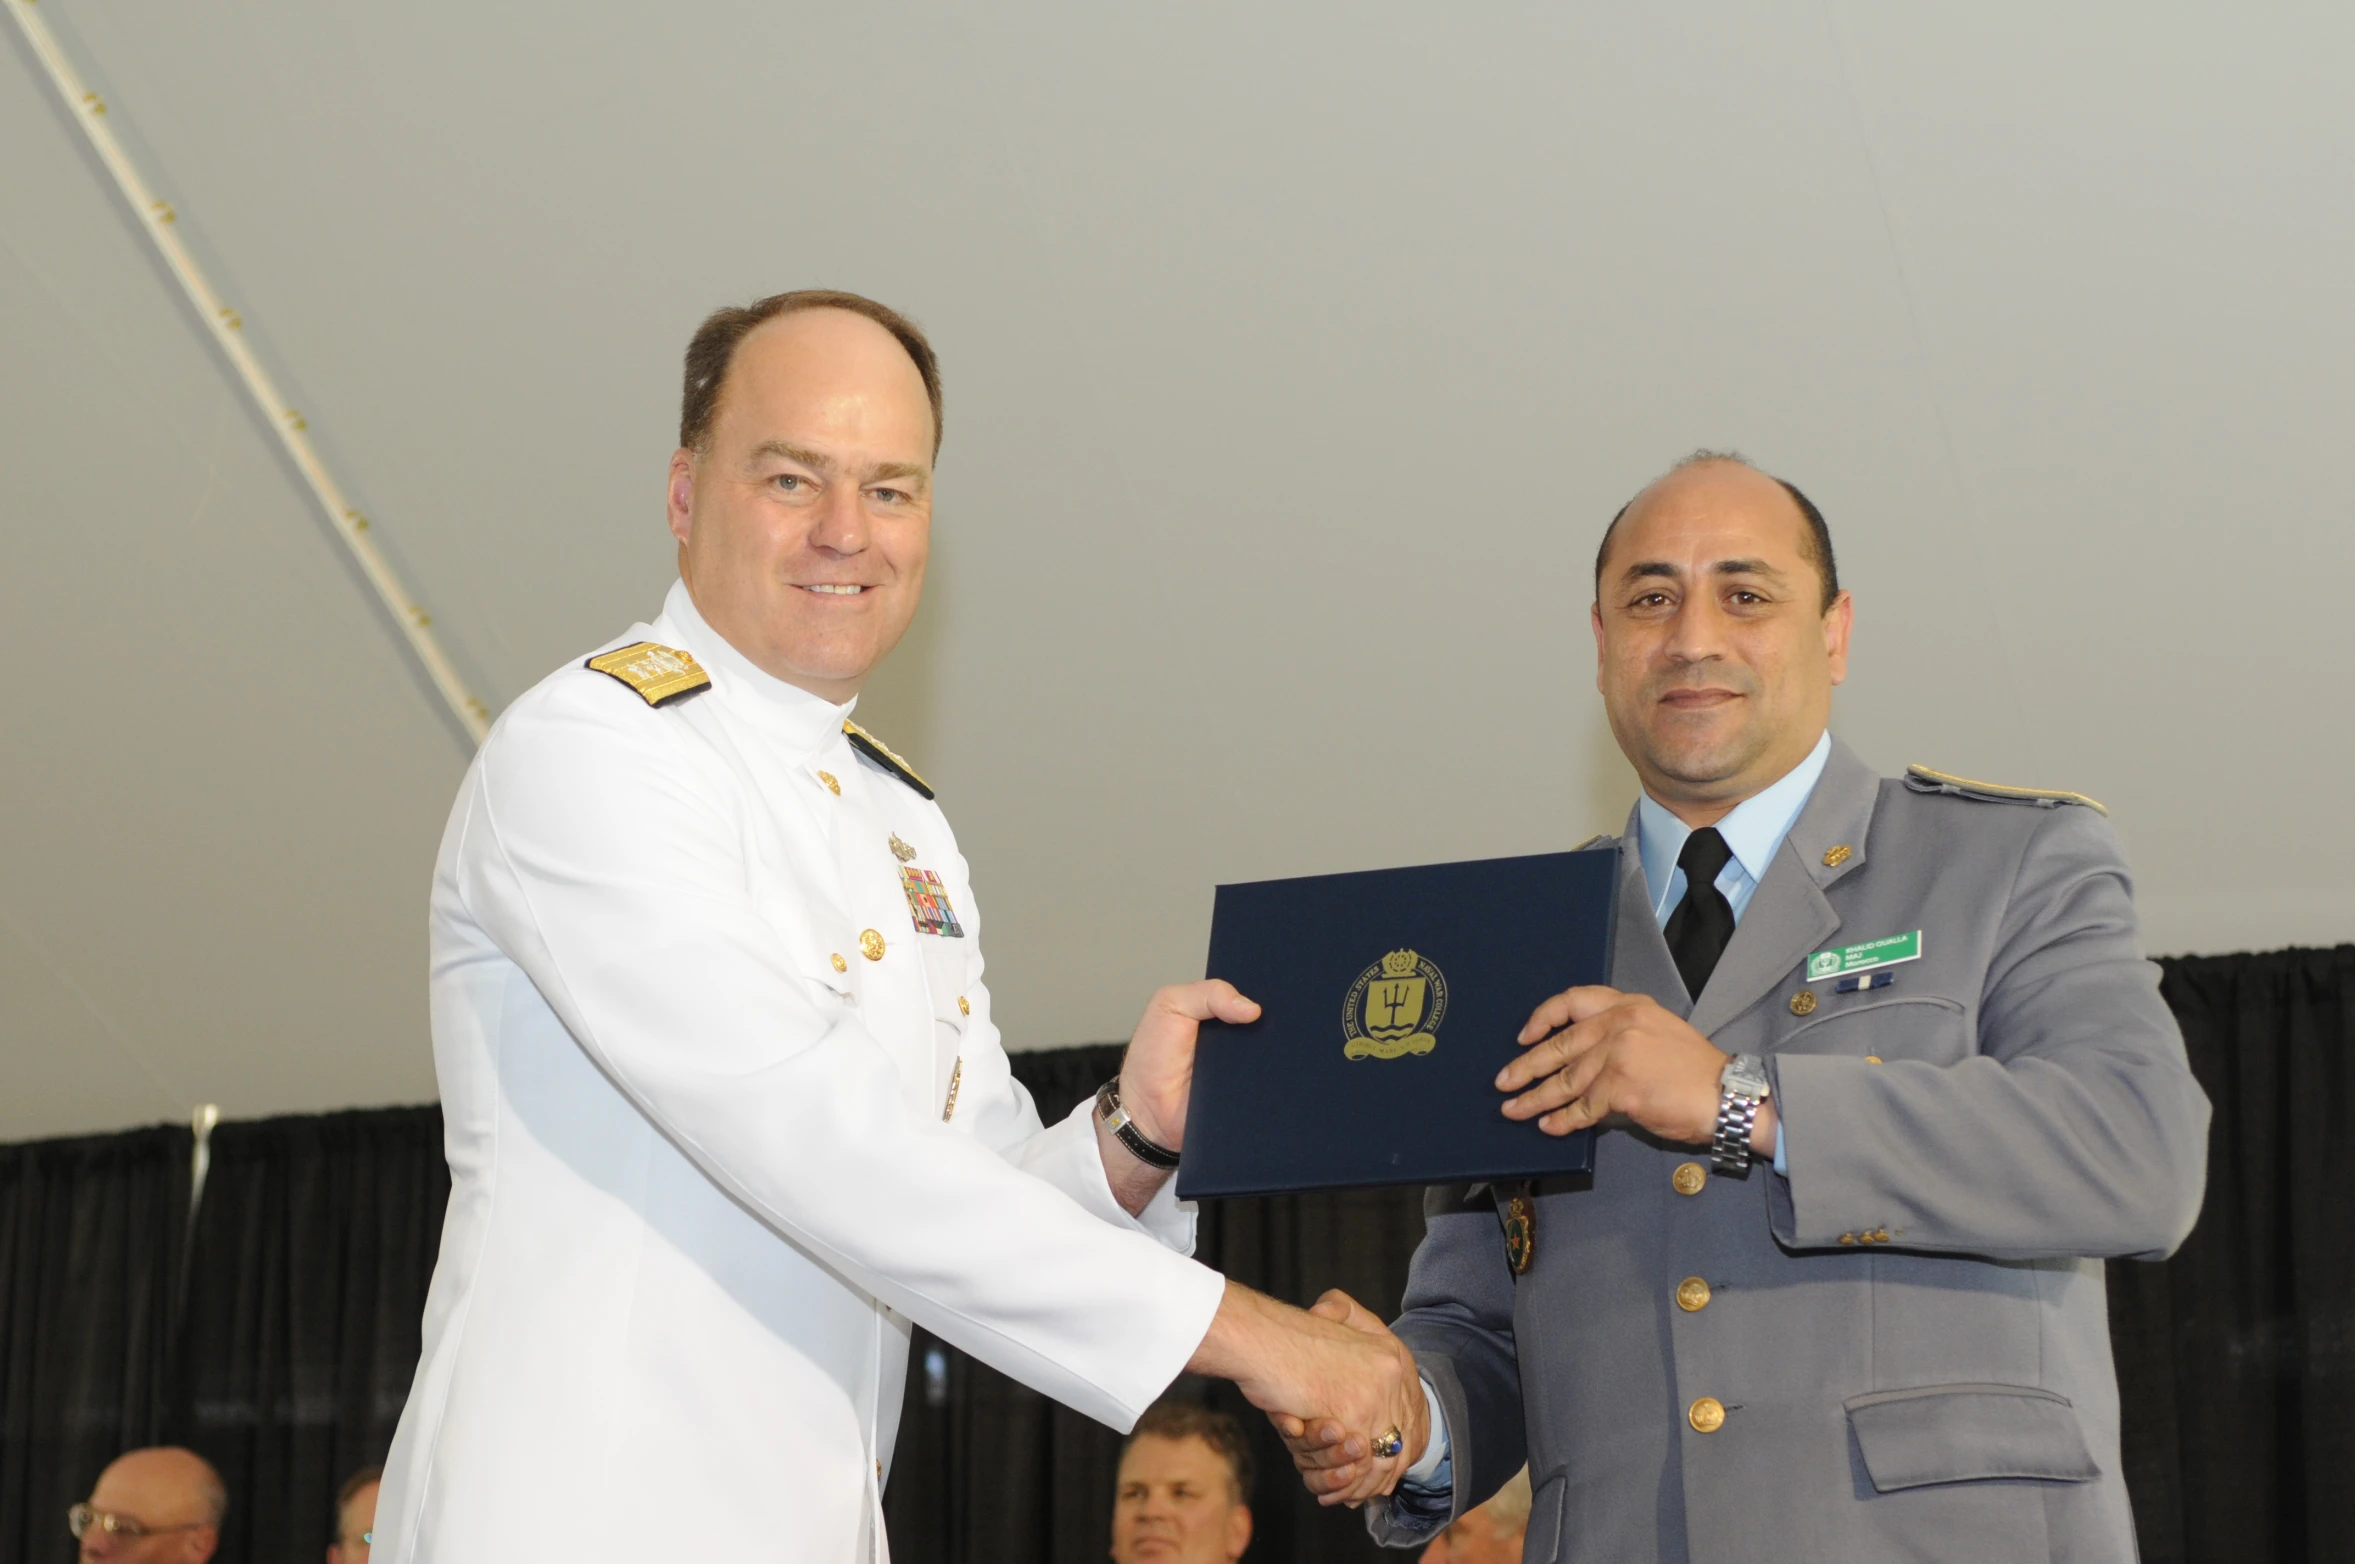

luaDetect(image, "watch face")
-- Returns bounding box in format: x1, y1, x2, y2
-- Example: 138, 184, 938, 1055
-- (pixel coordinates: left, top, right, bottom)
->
1723, 1055, 1770, 1098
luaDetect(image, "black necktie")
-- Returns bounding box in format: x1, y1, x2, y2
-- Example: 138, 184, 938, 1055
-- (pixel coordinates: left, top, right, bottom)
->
1664, 828, 1736, 1000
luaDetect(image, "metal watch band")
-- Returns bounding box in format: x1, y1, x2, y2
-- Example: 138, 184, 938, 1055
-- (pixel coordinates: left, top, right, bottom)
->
1711, 1088, 1760, 1173
1095, 1078, 1182, 1170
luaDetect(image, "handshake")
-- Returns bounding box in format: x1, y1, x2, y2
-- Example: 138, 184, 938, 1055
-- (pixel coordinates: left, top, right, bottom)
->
1133, 969, 1750, 1508
1120, 981, 1431, 1506
1188, 1279, 1431, 1508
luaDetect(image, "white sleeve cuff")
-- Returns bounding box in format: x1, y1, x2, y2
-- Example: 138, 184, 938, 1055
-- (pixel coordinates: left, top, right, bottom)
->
1404, 1376, 1450, 1484
1009, 1098, 1198, 1254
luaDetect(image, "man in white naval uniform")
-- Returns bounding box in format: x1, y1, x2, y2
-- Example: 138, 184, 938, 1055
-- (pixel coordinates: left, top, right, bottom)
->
374, 293, 1423, 1561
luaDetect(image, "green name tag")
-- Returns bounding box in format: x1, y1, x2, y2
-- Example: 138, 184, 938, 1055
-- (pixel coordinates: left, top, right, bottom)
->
1806, 930, 1922, 980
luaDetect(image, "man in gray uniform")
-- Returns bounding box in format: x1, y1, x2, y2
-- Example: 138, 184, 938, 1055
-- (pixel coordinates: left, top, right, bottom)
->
1284, 452, 2210, 1561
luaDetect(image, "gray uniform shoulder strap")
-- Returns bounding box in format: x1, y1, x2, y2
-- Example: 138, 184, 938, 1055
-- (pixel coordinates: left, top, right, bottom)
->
1903, 764, 2107, 816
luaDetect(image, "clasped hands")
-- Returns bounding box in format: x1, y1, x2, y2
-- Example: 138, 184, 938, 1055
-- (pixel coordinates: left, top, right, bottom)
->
1149, 981, 1766, 1505
1269, 984, 1771, 1504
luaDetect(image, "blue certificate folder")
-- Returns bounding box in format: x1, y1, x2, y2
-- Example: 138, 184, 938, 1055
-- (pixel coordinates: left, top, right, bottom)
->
1176, 848, 1619, 1200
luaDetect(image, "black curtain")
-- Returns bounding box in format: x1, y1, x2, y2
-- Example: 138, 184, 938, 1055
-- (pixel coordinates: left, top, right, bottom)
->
2108, 946, 2355, 1564
1, 944, 2348, 1563
885, 1043, 1429, 1563
0, 1125, 190, 1564
889, 949, 2355, 1564
170, 1107, 450, 1564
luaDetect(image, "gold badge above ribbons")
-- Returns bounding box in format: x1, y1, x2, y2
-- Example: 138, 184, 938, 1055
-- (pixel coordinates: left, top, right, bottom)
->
1342, 949, 1448, 1060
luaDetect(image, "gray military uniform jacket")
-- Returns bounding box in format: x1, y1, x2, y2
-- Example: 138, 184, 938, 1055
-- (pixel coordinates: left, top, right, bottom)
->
1370, 740, 2209, 1563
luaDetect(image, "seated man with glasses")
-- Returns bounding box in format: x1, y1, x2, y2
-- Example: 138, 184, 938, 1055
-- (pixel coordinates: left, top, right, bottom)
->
69, 1446, 224, 1563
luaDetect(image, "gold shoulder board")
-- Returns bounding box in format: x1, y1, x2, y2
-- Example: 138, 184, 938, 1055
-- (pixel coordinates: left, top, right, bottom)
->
1904, 765, 2107, 816
584, 642, 710, 707
844, 719, 934, 799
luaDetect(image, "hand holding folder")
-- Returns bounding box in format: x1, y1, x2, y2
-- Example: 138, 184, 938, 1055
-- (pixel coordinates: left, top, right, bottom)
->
1178, 848, 1621, 1200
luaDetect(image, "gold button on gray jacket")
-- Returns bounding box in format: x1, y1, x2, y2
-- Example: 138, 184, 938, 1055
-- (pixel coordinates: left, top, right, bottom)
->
1369, 740, 2209, 1563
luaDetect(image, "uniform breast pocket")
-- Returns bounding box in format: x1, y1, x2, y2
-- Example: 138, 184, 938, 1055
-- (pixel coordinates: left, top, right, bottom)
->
1779, 995, 1971, 1066
749, 892, 856, 1006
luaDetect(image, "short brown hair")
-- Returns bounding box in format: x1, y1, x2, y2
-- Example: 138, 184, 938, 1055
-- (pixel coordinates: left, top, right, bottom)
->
678, 289, 943, 455
1126, 1400, 1254, 1505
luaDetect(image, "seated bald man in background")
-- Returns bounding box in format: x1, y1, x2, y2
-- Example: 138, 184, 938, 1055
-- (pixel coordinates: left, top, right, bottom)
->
1417, 1466, 1529, 1564
71, 1447, 224, 1563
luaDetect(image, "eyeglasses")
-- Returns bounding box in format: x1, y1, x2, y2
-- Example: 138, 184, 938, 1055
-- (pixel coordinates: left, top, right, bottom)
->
67, 1504, 210, 1541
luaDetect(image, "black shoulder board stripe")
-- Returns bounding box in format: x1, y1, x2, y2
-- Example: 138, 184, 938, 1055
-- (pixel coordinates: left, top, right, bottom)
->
844, 719, 934, 799
584, 642, 710, 707
1904, 765, 2106, 816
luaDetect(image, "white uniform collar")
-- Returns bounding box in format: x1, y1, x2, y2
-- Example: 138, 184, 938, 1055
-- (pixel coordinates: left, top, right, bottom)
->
654, 578, 856, 761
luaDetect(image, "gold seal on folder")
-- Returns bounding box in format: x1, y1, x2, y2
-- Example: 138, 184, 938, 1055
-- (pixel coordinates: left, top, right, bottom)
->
1342, 949, 1448, 1060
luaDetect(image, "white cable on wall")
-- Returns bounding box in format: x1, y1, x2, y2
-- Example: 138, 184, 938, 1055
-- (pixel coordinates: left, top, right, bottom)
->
5, 0, 491, 744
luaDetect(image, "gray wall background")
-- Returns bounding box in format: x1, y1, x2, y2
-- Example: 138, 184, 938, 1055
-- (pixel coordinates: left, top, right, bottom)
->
4, 2, 2350, 1139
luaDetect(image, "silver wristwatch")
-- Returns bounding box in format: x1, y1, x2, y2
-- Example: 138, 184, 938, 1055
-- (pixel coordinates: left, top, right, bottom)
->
1711, 1054, 1772, 1173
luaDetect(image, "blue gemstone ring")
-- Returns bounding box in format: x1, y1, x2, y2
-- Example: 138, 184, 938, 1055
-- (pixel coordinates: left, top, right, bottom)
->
1372, 1426, 1404, 1459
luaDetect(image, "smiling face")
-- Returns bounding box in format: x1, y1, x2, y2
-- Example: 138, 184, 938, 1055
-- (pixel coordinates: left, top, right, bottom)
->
1110, 1435, 1252, 1564
666, 306, 935, 701
1591, 459, 1851, 825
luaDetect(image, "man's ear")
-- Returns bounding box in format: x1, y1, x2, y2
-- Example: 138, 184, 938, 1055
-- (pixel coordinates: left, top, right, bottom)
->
667, 448, 697, 548
1821, 589, 1854, 686
1225, 1500, 1252, 1560
1590, 601, 1608, 693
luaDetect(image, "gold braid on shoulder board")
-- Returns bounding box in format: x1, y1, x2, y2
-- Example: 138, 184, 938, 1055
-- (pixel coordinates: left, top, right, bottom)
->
844, 720, 934, 799
584, 642, 710, 707
1904, 765, 2106, 816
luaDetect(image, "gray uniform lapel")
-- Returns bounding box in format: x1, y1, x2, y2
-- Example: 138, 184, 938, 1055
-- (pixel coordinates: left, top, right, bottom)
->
1686, 739, 1882, 1038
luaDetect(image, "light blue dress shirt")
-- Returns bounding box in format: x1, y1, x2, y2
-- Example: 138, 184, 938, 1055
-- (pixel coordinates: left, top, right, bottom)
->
1637, 730, 1832, 936
1398, 733, 1833, 1502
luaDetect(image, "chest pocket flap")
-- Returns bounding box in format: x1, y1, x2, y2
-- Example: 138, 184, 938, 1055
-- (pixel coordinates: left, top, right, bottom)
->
1845, 1383, 2097, 1491
1782, 994, 1969, 1064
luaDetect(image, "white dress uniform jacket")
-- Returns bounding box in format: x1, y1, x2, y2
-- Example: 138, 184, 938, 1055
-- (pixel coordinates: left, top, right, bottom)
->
376, 582, 1226, 1562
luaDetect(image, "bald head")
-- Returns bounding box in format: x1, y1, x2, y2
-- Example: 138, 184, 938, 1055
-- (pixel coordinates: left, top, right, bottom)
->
81, 1448, 223, 1562
1596, 452, 1837, 613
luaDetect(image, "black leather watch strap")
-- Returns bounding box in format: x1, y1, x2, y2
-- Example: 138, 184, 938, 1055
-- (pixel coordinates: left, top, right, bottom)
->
1095, 1077, 1182, 1170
